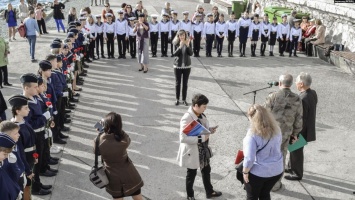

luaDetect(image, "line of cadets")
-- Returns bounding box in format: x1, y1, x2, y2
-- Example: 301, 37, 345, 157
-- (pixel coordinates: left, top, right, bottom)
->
0, 11, 92, 199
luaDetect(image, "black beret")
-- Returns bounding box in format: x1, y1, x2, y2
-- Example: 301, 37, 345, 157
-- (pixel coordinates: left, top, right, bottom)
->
68, 25, 77, 30
20, 73, 38, 83
67, 32, 75, 38
0, 133, 16, 148
75, 21, 82, 26
56, 55, 62, 62
53, 38, 62, 43
50, 41, 61, 49
69, 22, 76, 26
69, 28, 78, 34
39, 60, 52, 71
8, 95, 29, 107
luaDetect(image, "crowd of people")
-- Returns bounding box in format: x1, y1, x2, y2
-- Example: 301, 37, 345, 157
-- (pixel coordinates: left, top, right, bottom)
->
0, 1, 320, 200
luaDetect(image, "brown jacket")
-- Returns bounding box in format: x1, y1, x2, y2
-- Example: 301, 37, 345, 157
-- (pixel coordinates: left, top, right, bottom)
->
313, 25, 325, 45
97, 132, 143, 197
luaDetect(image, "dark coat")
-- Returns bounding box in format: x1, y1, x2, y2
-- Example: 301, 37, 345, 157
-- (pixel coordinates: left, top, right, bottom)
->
213, 12, 220, 23
300, 88, 318, 142
173, 45, 193, 67
97, 132, 143, 197
4, 9, 17, 23
51, 3, 65, 19
0, 90, 8, 115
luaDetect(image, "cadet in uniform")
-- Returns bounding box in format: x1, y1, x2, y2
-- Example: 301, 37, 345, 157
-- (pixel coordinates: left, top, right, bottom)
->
264, 74, 303, 192
104, 13, 116, 58
149, 14, 159, 57
260, 14, 270, 56
289, 19, 302, 57
128, 17, 137, 59
215, 14, 227, 57
159, 13, 170, 57
268, 17, 278, 56
181, 11, 192, 37
95, 15, 105, 59
115, 10, 128, 59
237, 11, 251, 57
169, 11, 180, 56
85, 15, 97, 60
277, 14, 290, 56
191, 14, 203, 57
248, 14, 261, 57
226, 12, 238, 57
203, 13, 215, 57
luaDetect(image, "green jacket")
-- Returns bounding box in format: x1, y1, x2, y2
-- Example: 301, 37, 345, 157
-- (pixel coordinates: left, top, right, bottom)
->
0, 37, 10, 67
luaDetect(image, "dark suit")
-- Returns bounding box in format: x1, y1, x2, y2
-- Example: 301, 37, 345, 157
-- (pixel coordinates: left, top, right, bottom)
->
288, 88, 318, 178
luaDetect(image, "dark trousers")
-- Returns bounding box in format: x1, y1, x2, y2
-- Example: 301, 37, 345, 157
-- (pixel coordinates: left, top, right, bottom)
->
290, 36, 299, 56
56, 96, 64, 129
170, 31, 177, 55
305, 39, 315, 56
161, 32, 169, 55
278, 34, 287, 54
89, 39, 95, 59
116, 34, 126, 57
228, 40, 235, 55
239, 42, 246, 55
0, 65, 9, 85
106, 33, 115, 57
288, 147, 304, 178
216, 34, 224, 55
129, 36, 136, 58
96, 33, 104, 56
37, 18, 47, 34
245, 173, 283, 200
33, 131, 45, 191
40, 137, 50, 173
150, 32, 158, 56
174, 68, 191, 101
186, 164, 214, 197
193, 31, 201, 56
206, 34, 214, 56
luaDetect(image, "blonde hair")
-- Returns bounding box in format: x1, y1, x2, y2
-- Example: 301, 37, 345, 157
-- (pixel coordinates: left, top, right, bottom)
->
51, 48, 60, 54
315, 19, 322, 25
248, 104, 279, 139
87, 15, 94, 25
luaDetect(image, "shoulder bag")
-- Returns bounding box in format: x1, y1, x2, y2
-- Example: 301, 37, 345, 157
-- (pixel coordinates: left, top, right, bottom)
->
89, 132, 109, 189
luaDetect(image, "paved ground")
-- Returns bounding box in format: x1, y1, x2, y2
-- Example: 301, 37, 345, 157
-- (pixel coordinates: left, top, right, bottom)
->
2, 0, 355, 199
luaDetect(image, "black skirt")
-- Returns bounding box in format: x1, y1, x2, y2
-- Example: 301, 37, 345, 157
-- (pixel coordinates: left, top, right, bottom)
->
268, 31, 277, 45
228, 30, 236, 41
261, 30, 269, 42
251, 30, 259, 41
239, 26, 249, 43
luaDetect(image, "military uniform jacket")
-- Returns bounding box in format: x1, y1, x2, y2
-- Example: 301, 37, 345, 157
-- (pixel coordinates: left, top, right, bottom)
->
2, 148, 24, 182
46, 78, 58, 113
26, 96, 47, 131
300, 89, 318, 142
264, 88, 303, 138
51, 71, 64, 98
0, 165, 21, 200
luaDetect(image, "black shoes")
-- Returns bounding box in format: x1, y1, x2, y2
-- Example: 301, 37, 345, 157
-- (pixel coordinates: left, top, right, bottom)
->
182, 100, 188, 106
285, 174, 302, 181
64, 118, 71, 124
101, 55, 106, 58
284, 168, 292, 174
41, 184, 52, 190
53, 138, 67, 144
61, 126, 70, 132
48, 167, 58, 173
40, 170, 57, 177
206, 191, 222, 199
59, 132, 69, 139
187, 197, 195, 200
32, 188, 51, 195
175, 100, 179, 106
48, 159, 59, 165
70, 98, 79, 103
4, 83, 12, 86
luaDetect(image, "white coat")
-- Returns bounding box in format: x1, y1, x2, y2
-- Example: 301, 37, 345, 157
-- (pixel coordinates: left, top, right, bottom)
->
177, 107, 210, 169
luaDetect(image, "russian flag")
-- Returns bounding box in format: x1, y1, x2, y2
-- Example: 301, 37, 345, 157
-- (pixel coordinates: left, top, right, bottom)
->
183, 120, 209, 136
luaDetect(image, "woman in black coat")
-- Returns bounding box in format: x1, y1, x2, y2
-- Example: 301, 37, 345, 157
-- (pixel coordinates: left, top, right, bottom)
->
172, 30, 193, 106
51, 0, 65, 32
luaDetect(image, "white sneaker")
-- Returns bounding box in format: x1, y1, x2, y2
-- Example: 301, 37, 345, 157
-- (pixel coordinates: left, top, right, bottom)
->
50, 146, 62, 154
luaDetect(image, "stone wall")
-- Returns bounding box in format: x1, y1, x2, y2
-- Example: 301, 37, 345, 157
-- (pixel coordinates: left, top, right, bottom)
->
254, 0, 355, 52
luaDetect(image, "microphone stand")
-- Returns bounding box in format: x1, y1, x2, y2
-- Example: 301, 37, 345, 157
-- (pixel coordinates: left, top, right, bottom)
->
243, 85, 273, 104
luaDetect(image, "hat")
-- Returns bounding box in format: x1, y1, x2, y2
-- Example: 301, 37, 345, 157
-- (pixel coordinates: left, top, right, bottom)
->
56, 55, 62, 62
281, 14, 288, 18
63, 44, 69, 49
8, 95, 28, 107
67, 32, 75, 38
105, 13, 113, 17
64, 38, 71, 43
53, 38, 62, 43
162, 13, 169, 17
80, 11, 87, 15
69, 28, 78, 34
151, 14, 158, 18
20, 73, 38, 83
37, 76, 43, 85
68, 25, 77, 30
195, 13, 202, 17
309, 18, 315, 22
0, 133, 16, 148
117, 10, 124, 14
171, 10, 178, 15
95, 14, 101, 18
182, 11, 189, 15
128, 17, 136, 21
50, 41, 61, 49
75, 21, 81, 26
39, 60, 52, 71
207, 13, 213, 17
293, 19, 301, 23
273, 16, 277, 20
79, 17, 86, 21
138, 13, 145, 18
69, 22, 76, 26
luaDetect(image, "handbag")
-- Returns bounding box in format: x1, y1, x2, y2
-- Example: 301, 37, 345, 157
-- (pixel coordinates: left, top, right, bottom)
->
205, 146, 213, 159
235, 139, 270, 185
89, 132, 109, 189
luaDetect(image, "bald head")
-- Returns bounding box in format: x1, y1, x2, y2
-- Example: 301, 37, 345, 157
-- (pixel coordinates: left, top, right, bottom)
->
279, 74, 293, 88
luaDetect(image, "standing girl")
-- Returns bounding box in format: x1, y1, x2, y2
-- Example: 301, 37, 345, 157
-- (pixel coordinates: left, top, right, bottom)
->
191, 14, 203, 57
237, 11, 251, 57
277, 14, 290, 56
18, 0, 29, 23
35, 3, 48, 35
260, 14, 270, 56
86, 15, 97, 60
51, 0, 66, 33
67, 7, 77, 25
103, 13, 115, 59
95, 15, 105, 59
226, 12, 238, 57
268, 17, 278, 56
4, 3, 17, 41
172, 30, 193, 106
128, 17, 137, 59
134, 14, 150, 73
149, 15, 159, 57
215, 14, 227, 57
289, 19, 302, 57
248, 14, 261, 57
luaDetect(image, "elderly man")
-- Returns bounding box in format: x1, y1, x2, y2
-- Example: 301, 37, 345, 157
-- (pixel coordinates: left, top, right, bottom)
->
264, 74, 303, 191
285, 73, 318, 181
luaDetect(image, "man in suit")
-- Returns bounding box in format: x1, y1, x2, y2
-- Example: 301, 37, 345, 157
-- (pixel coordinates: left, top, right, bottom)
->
285, 72, 318, 180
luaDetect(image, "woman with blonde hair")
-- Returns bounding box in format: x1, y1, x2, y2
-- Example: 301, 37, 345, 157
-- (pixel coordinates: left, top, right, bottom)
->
242, 104, 283, 199
4, 3, 17, 41
68, 7, 78, 25
192, 4, 205, 22
85, 15, 97, 60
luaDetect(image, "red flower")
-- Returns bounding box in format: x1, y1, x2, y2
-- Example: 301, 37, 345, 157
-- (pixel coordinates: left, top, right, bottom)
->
84, 53, 87, 56
64, 70, 68, 75
74, 49, 78, 53
46, 94, 52, 99
33, 153, 39, 159
46, 102, 52, 107
63, 57, 68, 61
67, 64, 71, 68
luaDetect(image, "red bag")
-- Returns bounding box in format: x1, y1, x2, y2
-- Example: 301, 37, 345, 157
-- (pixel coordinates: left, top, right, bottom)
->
18, 23, 27, 38
234, 150, 244, 165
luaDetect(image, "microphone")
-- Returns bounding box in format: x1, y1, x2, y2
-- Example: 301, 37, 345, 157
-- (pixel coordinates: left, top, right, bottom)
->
268, 81, 279, 86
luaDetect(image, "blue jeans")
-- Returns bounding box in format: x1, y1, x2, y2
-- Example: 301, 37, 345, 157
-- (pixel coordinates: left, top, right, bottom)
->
27, 35, 36, 59
55, 19, 65, 32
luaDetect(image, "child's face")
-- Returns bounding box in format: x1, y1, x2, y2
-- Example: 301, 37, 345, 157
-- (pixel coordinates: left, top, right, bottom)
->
230, 14, 235, 19
219, 16, 224, 21
254, 16, 258, 21
107, 17, 112, 22
196, 16, 201, 21
172, 14, 177, 19
130, 21, 134, 25
25, 83, 38, 97
295, 23, 300, 28
63, 48, 69, 55
57, 61, 63, 68
152, 18, 156, 22
7, 129, 20, 143
208, 16, 213, 22
17, 105, 30, 118
50, 59, 57, 69
97, 18, 101, 22
43, 69, 52, 78
163, 16, 168, 21
184, 14, 188, 19
0, 151, 9, 162
282, 17, 287, 22
37, 83, 45, 94
273, 19, 277, 23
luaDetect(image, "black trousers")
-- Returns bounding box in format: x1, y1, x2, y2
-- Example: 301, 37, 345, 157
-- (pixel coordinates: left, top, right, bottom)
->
37, 18, 47, 34
33, 131, 45, 191
186, 164, 214, 197
174, 68, 191, 101
278, 34, 287, 54
40, 136, 50, 173
129, 36, 136, 58
216, 34, 224, 55
96, 33, 104, 56
150, 32, 158, 56
106, 33, 115, 57
89, 39, 95, 59
288, 147, 304, 178
25, 151, 35, 186
306, 42, 314, 56
0, 65, 9, 85
193, 31, 201, 56
206, 34, 214, 56
161, 32, 169, 55
245, 173, 283, 200
116, 34, 126, 56
170, 31, 177, 55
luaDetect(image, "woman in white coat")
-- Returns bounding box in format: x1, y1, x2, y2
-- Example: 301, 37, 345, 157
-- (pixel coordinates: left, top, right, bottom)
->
177, 94, 222, 200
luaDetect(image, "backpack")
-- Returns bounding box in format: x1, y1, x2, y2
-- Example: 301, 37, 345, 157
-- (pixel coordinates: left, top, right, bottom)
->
18, 23, 27, 38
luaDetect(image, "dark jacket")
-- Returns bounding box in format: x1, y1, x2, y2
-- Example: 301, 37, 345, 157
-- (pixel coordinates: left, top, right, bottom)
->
300, 88, 318, 142
173, 45, 193, 67
51, 3, 65, 19
67, 14, 77, 24
213, 12, 220, 23
0, 90, 7, 115
4, 9, 17, 23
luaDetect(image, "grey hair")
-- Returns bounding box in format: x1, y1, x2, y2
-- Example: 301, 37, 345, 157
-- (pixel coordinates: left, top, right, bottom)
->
195, 4, 203, 11
296, 72, 312, 87
279, 74, 293, 87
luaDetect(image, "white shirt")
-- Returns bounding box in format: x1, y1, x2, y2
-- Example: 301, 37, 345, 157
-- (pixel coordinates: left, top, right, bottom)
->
149, 22, 159, 33
103, 22, 116, 37
238, 17, 252, 27
169, 19, 180, 38
159, 20, 170, 37
115, 18, 128, 36
180, 19, 192, 34
269, 23, 279, 38
248, 22, 261, 38
85, 23, 97, 37
203, 21, 215, 37
95, 22, 104, 34
261, 21, 271, 37
289, 27, 302, 42
215, 21, 228, 37
192, 21, 204, 38
128, 25, 136, 37
278, 22, 290, 38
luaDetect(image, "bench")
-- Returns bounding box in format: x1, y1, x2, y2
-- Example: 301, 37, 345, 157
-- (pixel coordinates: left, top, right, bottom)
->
330, 51, 355, 75
210, 0, 232, 15
313, 43, 333, 63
